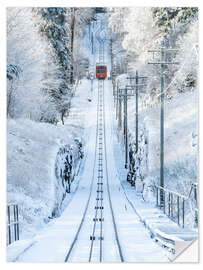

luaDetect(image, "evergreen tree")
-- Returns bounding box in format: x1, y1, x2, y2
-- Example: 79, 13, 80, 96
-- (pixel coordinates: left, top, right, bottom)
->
152, 7, 198, 35
40, 8, 72, 124
7, 7, 61, 122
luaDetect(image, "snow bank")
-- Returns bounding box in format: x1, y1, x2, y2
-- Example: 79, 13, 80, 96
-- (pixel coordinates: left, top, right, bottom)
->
7, 78, 92, 239
7, 119, 76, 237
125, 89, 198, 227
142, 90, 198, 193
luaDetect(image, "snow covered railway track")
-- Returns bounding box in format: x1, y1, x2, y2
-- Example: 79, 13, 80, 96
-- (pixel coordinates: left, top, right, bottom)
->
64, 78, 123, 263
88, 79, 105, 262
102, 78, 124, 262
64, 14, 125, 261
65, 38, 124, 261
97, 38, 124, 262
64, 79, 100, 263
90, 77, 124, 262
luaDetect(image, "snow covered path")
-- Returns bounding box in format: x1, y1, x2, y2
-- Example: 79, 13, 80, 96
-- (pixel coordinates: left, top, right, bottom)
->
7, 13, 169, 263
101, 78, 168, 262
8, 78, 169, 263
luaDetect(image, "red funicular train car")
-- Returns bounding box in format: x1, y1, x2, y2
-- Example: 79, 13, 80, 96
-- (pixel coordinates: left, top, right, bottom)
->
96, 63, 107, 79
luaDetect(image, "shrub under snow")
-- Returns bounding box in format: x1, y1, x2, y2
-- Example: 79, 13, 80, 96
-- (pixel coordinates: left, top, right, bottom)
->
7, 118, 82, 238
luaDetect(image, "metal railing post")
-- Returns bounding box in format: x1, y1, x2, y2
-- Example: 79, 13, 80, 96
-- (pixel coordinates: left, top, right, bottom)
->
16, 205, 19, 240
14, 205, 16, 240
171, 193, 173, 219
194, 185, 198, 227
7, 204, 20, 245
168, 193, 171, 217
163, 190, 165, 214
7, 206, 11, 245
156, 186, 158, 207
177, 196, 180, 225
182, 199, 185, 228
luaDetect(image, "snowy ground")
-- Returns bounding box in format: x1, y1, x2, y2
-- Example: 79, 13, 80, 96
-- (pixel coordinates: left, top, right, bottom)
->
116, 74, 198, 197
7, 77, 169, 263
7, 78, 94, 240
113, 132, 197, 259
133, 90, 198, 192
7, 82, 98, 262
116, 72, 198, 228
129, 90, 198, 227
7, 17, 97, 241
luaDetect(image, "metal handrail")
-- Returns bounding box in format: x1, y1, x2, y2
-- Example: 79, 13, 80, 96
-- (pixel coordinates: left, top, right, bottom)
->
154, 184, 198, 228
154, 185, 187, 200
7, 204, 20, 245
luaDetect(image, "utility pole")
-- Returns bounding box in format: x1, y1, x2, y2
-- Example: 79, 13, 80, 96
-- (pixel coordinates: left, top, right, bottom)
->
136, 72, 139, 153
127, 72, 147, 153
110, 38, 116, 97
89, 23, 91, 42
116, 81, 120, 119
118, 87, 122, 129
70, 7, 76, 85
91, 31, 94, 54
124, 86, 128, 168
148, 47, 179, 208
110, 38, 113, 77
118, 86, 135, 169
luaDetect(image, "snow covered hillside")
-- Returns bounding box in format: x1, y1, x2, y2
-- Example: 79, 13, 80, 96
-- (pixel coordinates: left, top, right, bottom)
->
125, 89, 198, 227
141, 90, 198, 190
7, 7, 96, 240
7, 79, 93, 239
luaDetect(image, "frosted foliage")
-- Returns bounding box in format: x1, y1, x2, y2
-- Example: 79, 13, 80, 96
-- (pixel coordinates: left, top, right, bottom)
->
72, 8, 95, 81
7, 118, 82, 236
122, 8, 161, 63
107, 8, 129, 75
173, 20, 198, 91
7, 8, 61, 121
108, 7, 127, 35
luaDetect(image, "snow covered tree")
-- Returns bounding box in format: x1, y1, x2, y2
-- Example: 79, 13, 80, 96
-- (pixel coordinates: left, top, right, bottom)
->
151, 7, 198, 95
7, 8, 61, 122
108, 7, 198, 103
7, 64, 22, 117
152, 7, 198, 35
40, 8, 71, 73
107, 7, 128, 78
169, 20, 198, 94
39, 8, 73, 124
69, 8, 96, 84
